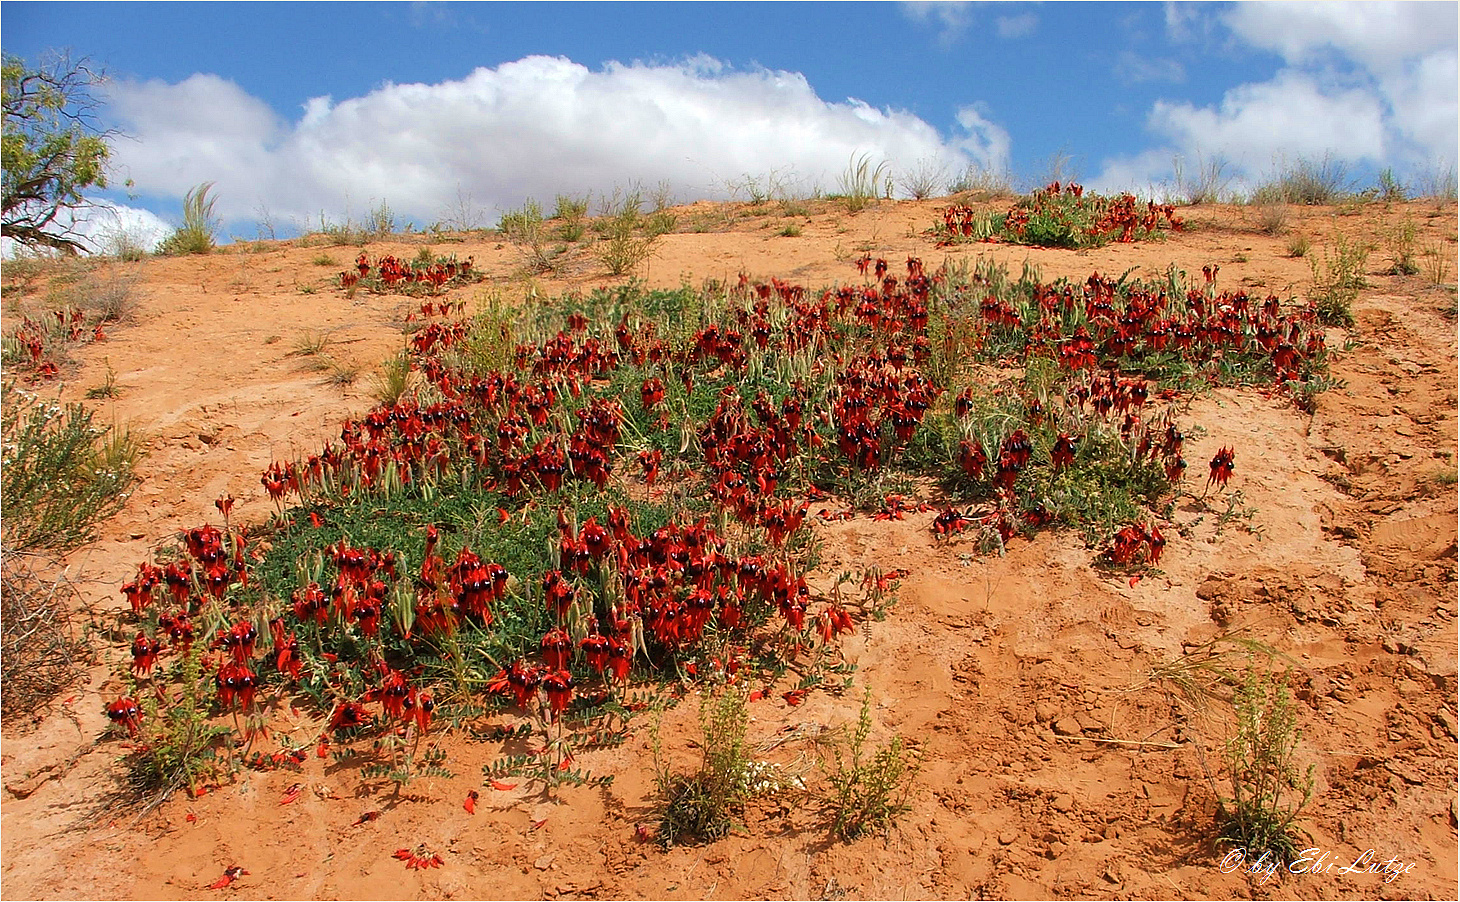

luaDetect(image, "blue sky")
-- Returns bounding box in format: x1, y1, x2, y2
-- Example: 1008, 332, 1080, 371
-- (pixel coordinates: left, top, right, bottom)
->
4, 1, 1456, 248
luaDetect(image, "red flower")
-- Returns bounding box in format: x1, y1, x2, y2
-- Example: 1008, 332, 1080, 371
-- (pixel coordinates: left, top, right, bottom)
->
105, 697, 142, 736
542, 669, 574, 721
130, 633, 162, 675
1208, 446, 1235, 490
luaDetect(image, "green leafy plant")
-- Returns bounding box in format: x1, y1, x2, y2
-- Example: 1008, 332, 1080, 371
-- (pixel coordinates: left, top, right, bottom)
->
653, 684, 752, 846
553, 193, 590, 242
1384, 216, 1420, 275
157, 181, 219, 255
1216, 660, 1315, 865
821, 689, 919, 841
123, 642, 232, 799
1308, 232, 1372, 326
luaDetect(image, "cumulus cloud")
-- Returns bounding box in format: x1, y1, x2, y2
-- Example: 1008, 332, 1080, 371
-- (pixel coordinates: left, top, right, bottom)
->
1148, 70, 1387, 167
1096, 1, 1456, 194
102, 56, 998, 228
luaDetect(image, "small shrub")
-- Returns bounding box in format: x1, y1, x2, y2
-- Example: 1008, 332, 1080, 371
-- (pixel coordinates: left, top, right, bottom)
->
947, 163, 1013, 199
1414, 163, 1458, 202
1, 382, 140, 551
1375, 168, 1408, 203
123, 642, 231, 798
1216, 661, 1315, 865
822, 689, 919, 841
778, 222, 803, 238
1285, 234, 1310, 258
311, 253, 337, 267
1384, 216, 1420, 275
595, 191, 659, 276
156, 182, 219, 255
499, 199, 560, 273
1308, 233, 1371, 326
367, 200, 395, 238
897, 158, 948, 200
0, 547, 91, 718
553, 193, 590, 242
1174, 154, 1231, 205
1256, 204, 1289, 236
654, 684, 751, 847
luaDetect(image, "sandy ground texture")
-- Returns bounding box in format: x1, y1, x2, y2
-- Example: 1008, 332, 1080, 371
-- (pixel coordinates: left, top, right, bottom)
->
2, 196, 1456, 900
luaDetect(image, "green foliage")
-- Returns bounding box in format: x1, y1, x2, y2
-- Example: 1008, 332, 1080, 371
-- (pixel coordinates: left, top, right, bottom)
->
1, 382, 140, 551
553, 193, 590, 242
937, 183, 1182, 249
822, 689, 919, 841
498, 198, 560, 272
157, 182, 219, 256
1308, 232, 1372, 326
654, 685, 752, 846
1216, 661, 1315, 865
1384, 216, 1420, 276
595, 189, 660, 275
124, 642, 232, 797
1, 52, 111, 254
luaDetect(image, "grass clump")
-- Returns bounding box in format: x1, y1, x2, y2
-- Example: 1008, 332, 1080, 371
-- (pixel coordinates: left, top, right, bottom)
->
1255, 205, 1288, 236
897, 158, 948, 200
1215, 661, 1315, 865
654, 684, 752, 847
822, 689, 919, 841
1251, 154, 1353, 206
835, 153, 890, 214
156, 182, 219, 256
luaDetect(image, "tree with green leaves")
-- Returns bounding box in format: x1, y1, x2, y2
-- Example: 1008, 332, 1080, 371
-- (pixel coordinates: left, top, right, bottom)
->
2, 52, 112, 254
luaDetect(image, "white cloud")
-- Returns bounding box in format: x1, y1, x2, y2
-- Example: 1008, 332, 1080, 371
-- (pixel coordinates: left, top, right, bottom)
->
995, 13, 1037, 39
1097, 2, 1456, 194
953, 105, 1012, 173
102, 56, 1000, 228
1114, 50, 1185, 84
1224, 1, 1456, 71
903, 1, 974, 48
1148, 69, 1387, 168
